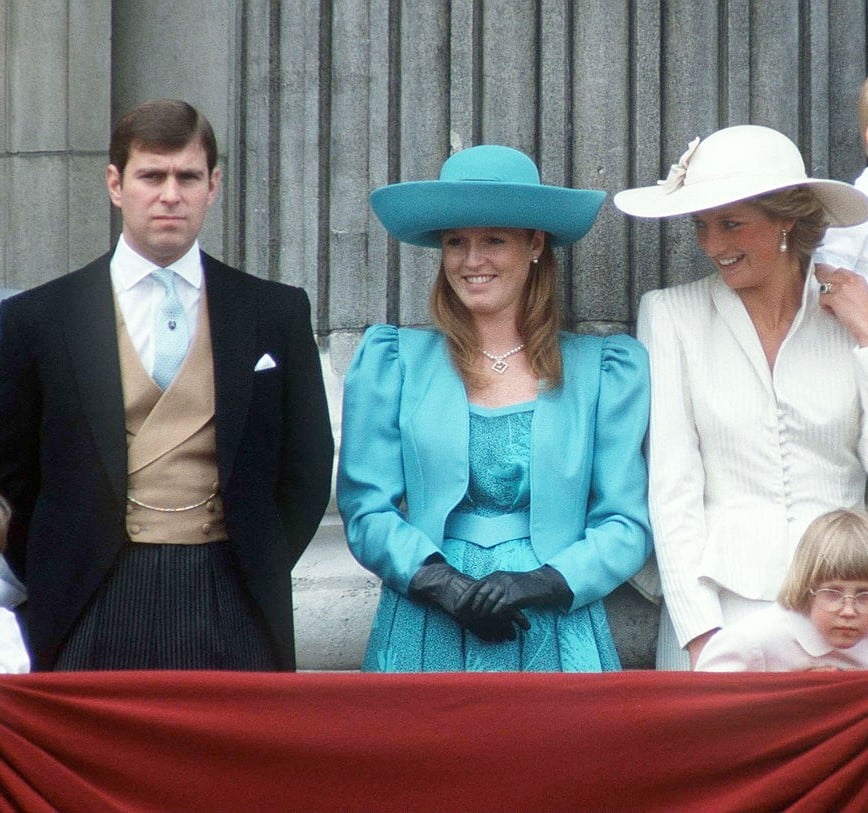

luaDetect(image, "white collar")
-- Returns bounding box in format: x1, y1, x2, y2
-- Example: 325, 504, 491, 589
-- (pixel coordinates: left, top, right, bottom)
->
783, 605, 868, 660
111, 236, 203, 293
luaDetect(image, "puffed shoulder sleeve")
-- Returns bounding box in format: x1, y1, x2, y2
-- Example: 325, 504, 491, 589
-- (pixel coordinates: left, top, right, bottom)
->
548, 334, 653, 609
336, 325, 441, 592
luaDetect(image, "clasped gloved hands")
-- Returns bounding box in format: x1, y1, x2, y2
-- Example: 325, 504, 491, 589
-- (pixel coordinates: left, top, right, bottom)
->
408, 559, 529, 642
457, 566, 573, 620
409, 560, 572, 642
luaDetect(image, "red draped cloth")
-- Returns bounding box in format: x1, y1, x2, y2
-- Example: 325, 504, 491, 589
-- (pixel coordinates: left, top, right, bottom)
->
0, 671, 865, 812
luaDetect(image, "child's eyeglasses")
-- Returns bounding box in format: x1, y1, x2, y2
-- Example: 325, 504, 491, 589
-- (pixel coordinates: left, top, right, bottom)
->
809, 588, 868, 613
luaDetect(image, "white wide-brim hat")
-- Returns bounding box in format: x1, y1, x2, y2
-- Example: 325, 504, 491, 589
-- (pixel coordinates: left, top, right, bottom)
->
613, 125, 868, 227
370, 145, 606, 248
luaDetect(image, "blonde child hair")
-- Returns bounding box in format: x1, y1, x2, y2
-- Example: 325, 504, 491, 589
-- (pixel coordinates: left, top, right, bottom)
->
778, 508, 868, 613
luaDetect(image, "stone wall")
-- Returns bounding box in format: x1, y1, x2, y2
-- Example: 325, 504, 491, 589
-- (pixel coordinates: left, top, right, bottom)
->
4, 2, 867, 311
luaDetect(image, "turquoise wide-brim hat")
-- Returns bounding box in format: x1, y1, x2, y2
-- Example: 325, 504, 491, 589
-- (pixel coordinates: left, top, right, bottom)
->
370, 145, 606, 248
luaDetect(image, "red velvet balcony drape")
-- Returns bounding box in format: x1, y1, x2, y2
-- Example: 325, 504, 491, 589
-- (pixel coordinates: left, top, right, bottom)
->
1, 671, 865, 812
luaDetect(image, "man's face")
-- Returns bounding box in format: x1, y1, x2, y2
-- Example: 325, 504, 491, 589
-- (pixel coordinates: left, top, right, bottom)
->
106, 140, 221, 267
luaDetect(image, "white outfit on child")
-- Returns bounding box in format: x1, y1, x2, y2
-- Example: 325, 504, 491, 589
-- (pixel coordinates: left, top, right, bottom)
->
696, 603, 868, 671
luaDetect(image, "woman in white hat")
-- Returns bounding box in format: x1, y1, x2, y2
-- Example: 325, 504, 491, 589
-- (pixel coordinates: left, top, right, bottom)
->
338, 145, 652, 671
614, 124, 868, 670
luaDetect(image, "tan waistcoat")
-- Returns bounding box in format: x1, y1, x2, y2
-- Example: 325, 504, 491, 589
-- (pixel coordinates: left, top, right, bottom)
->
116, 291, 228, 544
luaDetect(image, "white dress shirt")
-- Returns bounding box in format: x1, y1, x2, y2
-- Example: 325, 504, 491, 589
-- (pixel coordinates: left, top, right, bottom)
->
814, 167, 868, 276
696, 603, 868, 671
110, 236, 202, 375
0, 608, 28, 673
638, 269, 868, 649
0, 286, 29, 670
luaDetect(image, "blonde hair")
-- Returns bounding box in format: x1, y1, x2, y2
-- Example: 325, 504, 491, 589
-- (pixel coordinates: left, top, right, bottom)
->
429, 234, 563, 390
752, 186, 828, 274
778, 509, 868, 613
858, 77, 868, 153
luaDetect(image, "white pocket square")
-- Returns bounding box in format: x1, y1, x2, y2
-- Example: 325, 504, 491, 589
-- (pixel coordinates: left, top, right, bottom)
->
254, 353, 277, 372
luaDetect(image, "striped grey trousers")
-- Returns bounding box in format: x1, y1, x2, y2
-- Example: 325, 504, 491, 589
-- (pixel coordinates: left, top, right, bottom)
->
54, 541, 277, 671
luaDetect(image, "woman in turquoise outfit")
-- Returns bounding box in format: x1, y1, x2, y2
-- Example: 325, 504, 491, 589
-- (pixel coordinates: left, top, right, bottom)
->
337, 145, 652, 672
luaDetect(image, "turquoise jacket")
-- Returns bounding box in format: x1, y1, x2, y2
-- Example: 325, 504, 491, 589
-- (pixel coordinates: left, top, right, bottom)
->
337, 325, 652, 612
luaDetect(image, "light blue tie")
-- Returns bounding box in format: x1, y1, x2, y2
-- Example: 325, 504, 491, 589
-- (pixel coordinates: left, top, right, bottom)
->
151, 268, 190, 389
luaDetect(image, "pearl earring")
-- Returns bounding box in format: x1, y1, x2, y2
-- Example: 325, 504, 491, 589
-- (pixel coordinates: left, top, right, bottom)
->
779, 229, 788, 253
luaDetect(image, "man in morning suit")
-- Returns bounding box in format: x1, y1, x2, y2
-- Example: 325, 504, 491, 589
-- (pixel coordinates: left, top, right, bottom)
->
0, 99, 334, 671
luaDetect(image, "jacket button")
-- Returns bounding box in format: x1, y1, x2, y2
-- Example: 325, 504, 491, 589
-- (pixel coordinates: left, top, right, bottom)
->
201, 523, 212, 535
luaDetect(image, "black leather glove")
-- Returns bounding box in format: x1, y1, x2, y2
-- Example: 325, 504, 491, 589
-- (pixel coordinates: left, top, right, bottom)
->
459, 566, 573, 620
408, 559, 528, 642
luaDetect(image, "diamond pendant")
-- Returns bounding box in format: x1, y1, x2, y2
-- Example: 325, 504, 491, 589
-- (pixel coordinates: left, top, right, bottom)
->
480, 343, 525, 375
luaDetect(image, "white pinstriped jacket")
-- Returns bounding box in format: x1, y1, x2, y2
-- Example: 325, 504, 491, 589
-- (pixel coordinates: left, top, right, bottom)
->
637, 269, 868, 648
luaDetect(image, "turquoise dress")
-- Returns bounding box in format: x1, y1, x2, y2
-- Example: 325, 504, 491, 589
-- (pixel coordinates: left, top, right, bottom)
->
362, 402, 621, 672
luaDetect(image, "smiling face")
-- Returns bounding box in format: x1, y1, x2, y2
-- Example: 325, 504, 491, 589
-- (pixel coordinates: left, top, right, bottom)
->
106, 139, 221, 267
691, 201, 795, 292
440, 227, 544, 325
809, 579, 868, 649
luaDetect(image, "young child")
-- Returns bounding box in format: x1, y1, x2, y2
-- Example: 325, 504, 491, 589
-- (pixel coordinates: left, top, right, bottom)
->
0, 494, 29, 673
696, 509, 868, 671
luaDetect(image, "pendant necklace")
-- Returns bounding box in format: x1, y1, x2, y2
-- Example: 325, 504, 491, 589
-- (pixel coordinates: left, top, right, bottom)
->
479, 343, 525, 374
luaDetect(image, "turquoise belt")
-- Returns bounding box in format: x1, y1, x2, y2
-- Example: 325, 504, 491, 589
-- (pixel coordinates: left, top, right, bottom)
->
443, 509, 530, 548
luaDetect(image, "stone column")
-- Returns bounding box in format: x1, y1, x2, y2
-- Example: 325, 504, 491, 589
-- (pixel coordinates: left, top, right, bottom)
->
0, 0, 111, 285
